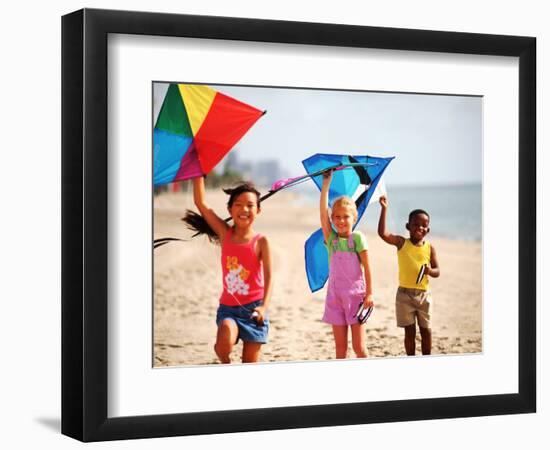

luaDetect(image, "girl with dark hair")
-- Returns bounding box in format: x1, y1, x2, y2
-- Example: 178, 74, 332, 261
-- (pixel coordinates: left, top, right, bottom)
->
182, 176, 273, 364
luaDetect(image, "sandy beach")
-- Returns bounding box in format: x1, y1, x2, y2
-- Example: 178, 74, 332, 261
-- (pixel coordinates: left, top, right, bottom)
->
153, 189, 482, 366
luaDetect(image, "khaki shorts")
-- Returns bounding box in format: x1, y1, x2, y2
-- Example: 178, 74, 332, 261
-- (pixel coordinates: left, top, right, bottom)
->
395, 287, 432, 329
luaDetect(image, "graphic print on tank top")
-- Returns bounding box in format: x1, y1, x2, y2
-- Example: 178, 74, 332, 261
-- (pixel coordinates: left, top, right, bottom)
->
225, 256, 251, 296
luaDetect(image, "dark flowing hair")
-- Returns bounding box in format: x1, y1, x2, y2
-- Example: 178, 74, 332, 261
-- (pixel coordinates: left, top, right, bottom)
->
182, 182, 261, 244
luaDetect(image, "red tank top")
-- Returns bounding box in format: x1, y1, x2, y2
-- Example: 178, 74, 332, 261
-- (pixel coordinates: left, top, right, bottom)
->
219, 228, 264, 306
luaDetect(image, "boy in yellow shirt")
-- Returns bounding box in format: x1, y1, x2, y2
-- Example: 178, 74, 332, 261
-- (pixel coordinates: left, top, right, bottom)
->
378, 195, 440, 355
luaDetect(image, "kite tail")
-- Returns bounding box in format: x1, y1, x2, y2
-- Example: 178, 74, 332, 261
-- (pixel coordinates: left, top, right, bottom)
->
181, 210, 220, 244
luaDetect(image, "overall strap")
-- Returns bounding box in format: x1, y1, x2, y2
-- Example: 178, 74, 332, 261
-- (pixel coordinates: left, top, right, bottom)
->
347, 234, 355, 250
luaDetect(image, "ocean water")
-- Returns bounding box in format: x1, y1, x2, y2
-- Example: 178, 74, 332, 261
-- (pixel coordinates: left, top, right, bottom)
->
298, 184, 482, 242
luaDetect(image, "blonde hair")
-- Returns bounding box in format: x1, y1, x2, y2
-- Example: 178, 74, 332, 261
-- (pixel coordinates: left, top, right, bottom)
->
331, 196, 358, 219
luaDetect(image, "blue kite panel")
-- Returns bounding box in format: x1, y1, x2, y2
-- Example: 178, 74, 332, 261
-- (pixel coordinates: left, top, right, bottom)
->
153, 129, 193, 186
304, 229, 329, 292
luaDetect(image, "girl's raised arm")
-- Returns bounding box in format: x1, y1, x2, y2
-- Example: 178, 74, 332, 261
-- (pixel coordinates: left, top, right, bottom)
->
320, 171, 333, 243
192, 176, 229, 240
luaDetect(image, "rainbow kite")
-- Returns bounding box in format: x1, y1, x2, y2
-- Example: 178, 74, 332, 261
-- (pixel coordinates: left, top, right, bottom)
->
154, 84, 265, 186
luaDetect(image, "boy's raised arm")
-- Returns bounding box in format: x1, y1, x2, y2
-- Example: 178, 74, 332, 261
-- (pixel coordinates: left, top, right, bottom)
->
320, 171, 333, 243
192, 176, 229, 240
378, 195, 404, 248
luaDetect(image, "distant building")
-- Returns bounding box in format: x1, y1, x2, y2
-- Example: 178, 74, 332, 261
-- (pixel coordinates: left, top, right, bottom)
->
222, 152, 239, 174
254, 160, 282, 187
220, 151, 282, 187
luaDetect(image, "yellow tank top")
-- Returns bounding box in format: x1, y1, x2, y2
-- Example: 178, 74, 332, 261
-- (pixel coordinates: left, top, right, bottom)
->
397, 239, 431, 290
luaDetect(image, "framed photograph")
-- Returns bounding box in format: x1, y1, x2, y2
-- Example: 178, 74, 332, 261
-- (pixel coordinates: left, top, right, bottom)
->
62, 8, 536, 442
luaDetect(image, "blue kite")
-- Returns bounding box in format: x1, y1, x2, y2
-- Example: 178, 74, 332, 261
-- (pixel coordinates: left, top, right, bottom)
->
301, 153, 394, 292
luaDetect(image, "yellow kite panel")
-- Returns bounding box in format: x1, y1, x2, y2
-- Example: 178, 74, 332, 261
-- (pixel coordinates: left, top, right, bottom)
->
178, 84, 217, 136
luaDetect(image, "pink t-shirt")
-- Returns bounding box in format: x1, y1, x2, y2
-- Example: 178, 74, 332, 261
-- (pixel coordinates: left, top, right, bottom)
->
219, 228, 264, 306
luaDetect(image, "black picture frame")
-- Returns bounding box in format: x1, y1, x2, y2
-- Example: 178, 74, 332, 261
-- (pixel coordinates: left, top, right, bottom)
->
61, 8, 536, 442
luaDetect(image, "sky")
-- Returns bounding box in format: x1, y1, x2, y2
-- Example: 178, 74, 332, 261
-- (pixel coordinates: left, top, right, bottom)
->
153, 82, 482, 187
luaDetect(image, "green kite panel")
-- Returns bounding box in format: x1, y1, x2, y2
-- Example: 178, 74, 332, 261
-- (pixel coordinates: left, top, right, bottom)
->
155, 83, 193, 137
